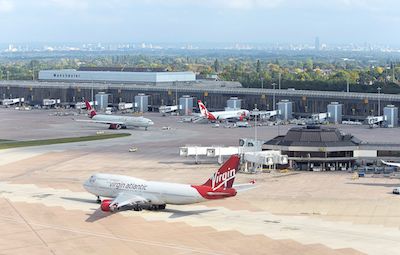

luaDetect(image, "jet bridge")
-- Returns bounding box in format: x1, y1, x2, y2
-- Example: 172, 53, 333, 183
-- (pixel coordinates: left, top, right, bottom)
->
311, 112, 330, 123
179, 145, 261, 164
159, 105, 178, 115
366, 116, 386, 128
2, 97, 24, 106
118, 102, 133, 110
250, 110, 280, 120
43, 98, 60, 107
242, 151, 288, 173
75, 101, 96, 109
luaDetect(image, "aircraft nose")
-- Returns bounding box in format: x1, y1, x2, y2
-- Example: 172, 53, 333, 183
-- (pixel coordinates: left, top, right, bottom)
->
83, 179, 89, 188
83, 178, 92, 192
148, 120, 154, 126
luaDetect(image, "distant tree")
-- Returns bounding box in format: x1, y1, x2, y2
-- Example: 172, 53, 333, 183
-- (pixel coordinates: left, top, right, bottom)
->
256, 59, 261, 73
213, 59, 220, 73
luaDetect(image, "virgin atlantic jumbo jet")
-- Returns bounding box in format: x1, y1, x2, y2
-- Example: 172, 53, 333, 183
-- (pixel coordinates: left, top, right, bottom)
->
83, 155, 256, 212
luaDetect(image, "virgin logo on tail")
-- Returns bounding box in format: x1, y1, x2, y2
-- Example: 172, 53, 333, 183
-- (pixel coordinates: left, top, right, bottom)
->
210, 168, 236, 190
203, 155, 240, 190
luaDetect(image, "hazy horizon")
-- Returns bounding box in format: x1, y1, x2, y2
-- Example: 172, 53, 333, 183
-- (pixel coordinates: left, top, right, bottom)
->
0, 0, 399, 45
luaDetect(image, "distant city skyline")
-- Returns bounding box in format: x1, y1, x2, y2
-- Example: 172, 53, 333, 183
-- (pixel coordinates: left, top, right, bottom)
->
0, 0, 399, 44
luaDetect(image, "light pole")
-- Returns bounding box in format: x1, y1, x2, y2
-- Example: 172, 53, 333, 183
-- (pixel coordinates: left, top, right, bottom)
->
278, 72, 281, 90
260, 77, 264, 89
272, 82, 276, 110
377, 87, 381, 116
253, 105, 259, 152
175, 80, 178, 106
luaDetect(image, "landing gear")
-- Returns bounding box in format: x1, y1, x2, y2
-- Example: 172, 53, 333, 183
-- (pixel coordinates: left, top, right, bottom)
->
149, 204, 166, 210
96, 196, 101, 204
133, 205, 143, 211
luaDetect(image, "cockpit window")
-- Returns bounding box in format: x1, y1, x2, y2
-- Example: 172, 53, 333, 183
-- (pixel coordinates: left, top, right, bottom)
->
89, 175, 96, 183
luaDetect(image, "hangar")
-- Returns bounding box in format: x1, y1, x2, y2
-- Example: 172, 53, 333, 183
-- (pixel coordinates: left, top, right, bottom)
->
38, 67, 196, 84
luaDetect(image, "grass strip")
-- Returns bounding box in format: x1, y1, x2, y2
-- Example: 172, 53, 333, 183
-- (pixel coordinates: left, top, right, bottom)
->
0, 133, 131, 150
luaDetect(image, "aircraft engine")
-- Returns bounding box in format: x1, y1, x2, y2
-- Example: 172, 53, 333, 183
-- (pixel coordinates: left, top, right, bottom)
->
109, 124, 122, 129
100, 199, 113, 212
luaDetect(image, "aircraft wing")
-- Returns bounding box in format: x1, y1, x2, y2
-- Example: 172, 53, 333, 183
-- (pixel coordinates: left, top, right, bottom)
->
110, 192, 148, 209
381, 160, 400, 167
233, 181, 257, 192
75, 119, 125, 125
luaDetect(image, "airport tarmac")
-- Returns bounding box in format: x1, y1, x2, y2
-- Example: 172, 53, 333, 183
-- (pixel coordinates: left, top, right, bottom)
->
0, 108, 400, 255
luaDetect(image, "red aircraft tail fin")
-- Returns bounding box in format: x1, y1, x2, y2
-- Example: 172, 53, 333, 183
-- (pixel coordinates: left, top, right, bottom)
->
84, 100, 96, 118
203, 155, 240, 190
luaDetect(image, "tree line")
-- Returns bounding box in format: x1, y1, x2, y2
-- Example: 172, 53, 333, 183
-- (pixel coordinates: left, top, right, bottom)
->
1, 54, 400, 93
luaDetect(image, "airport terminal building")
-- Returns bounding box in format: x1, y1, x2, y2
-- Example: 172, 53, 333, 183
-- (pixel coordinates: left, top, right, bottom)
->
264, 125, 400, 171
38, 67, 196, 84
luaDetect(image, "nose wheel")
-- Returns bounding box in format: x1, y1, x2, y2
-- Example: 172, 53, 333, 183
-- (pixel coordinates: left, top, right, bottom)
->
96, 196, 101, 204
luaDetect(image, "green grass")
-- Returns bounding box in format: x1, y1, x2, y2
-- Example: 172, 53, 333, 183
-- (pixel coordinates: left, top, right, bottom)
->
0, 133, 131, 150
0, 139, 13, 143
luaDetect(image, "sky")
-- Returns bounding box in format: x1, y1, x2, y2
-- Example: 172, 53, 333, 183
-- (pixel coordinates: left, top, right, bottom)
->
0, 0, 399, 45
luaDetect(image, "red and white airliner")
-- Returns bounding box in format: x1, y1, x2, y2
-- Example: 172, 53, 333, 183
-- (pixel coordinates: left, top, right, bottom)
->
197, 100, 249, 121
80, 100, 154, 130
83, 155, 256, 212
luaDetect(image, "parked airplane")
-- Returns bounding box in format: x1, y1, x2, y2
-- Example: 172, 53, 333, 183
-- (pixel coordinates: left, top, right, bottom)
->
83, 155, 256, 212
197, 100, 249, 121
82, 100, 154, 130
381, 160, 400, 168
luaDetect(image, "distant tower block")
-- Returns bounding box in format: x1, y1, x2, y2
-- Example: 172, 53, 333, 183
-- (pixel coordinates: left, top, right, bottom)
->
95, 92, 109, 111
277, 100, 293, 120
315, 36, 320, 51
384, 105, 398, 128
327, 102, 343, 124
179, 95, 194, 115
134, 93, 149, 112
227, 97, 241, 110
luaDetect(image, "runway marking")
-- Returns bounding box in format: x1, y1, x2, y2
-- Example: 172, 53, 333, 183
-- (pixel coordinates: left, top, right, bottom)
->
4, 199, 56, 255
0, 215, 228, 255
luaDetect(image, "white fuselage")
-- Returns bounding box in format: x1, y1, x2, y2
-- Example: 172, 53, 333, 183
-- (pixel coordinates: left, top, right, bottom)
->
83, 173, 205, 205
209, 110, 249, 120
93, 115, 154, 128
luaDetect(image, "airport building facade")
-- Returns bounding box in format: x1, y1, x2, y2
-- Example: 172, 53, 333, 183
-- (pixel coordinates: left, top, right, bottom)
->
264, 126, 400, 171
3, 69, 400, 121
38, 67, 196, 84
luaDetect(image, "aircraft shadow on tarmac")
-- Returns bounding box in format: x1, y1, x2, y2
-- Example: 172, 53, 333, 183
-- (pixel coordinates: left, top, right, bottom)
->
61, 196, 217, 222
346, 182, 399, 188
61, 196, 99, 204
163, 208, 217, 219
84, 208, 217, 222
158, 161, 218, 165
